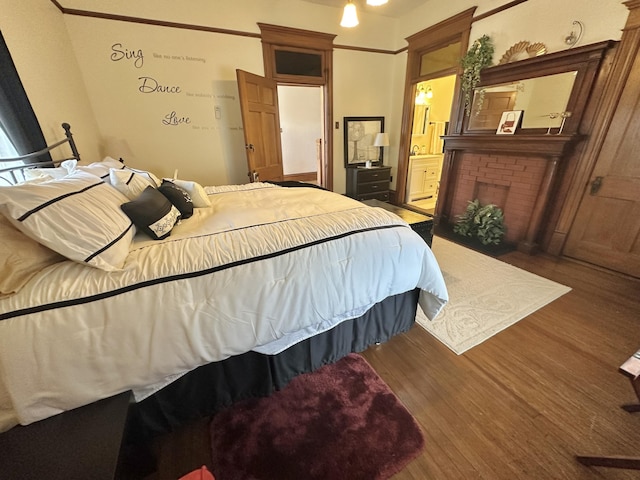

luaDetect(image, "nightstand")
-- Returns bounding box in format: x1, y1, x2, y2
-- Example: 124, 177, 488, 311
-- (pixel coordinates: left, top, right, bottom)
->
346, 166, 391, 201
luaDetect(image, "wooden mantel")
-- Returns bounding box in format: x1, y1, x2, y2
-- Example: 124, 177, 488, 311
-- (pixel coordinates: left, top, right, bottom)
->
441, 134, 582, 157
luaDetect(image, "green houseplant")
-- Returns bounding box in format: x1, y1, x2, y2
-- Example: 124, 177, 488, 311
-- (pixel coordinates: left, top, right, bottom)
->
460, 35, 494, 116
453, 199, 506, 245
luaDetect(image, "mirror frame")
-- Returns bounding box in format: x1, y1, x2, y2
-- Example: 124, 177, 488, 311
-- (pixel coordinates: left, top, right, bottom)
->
462, 41, 615, 136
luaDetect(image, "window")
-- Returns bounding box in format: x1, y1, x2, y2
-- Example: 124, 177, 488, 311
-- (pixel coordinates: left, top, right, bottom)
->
0, 30, 49, 168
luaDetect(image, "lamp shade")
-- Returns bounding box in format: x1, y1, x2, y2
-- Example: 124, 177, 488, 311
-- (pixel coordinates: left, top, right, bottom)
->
340, 2, 359, 28
373, 132, 390, 147
366, 0, 388, 5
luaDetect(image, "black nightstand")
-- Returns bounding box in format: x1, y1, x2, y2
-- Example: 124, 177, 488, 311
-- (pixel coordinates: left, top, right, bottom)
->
362, 199, 434, 247
346, 166, 391, 201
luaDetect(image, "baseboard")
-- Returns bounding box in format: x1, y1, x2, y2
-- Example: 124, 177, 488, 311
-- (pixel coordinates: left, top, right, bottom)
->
283, 172, 317, 182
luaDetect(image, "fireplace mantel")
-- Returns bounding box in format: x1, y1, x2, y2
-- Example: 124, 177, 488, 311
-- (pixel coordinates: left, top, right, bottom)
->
442, 134, 582, 157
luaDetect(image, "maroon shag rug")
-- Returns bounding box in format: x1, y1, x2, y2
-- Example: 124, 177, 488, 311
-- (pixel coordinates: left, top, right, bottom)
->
209, 353, 424, 480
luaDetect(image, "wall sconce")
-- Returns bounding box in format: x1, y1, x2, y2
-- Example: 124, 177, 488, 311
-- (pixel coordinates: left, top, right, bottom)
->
415, 85, 433, 105
564, 20, 584, 47
340, 1, 359, 28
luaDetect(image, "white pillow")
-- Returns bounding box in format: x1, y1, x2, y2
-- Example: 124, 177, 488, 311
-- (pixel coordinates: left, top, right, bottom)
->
0, 215, 66, 297
0, 171, 135, 271
169, 179, 211, 207
73, 156, 125, 182
109, 168, 157, 200
23, 160, 77, 181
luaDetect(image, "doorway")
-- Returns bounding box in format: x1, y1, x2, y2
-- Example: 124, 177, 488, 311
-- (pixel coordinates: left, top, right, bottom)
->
405, 75, 456, 214
395, 8, 475, 213
278, 85, 324, 184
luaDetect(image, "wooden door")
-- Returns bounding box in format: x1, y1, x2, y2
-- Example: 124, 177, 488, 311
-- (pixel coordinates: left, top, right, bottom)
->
236, 69, 284, 182
563, 59, 640, 278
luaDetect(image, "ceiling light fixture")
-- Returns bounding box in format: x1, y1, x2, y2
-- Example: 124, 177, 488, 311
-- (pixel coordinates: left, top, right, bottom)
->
340, 1, 359, 28
366, 0, 389, 5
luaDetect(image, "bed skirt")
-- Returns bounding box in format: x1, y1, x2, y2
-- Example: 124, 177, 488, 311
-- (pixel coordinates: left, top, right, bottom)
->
128, 288, 419, 440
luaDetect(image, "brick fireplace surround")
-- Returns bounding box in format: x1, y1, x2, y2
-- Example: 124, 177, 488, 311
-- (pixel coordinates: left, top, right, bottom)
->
451, 153, 547, 245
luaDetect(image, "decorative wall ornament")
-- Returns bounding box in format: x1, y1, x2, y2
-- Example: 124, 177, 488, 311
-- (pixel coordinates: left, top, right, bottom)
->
498, 41, 547, 65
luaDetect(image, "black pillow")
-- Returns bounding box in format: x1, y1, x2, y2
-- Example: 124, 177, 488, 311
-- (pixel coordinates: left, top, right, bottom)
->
121, 186, 180, 240
158, 180, 194, 219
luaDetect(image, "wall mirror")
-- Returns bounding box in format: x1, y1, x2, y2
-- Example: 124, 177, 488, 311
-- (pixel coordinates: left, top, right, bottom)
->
468, 71, 577, 130
343, 116, 385, 167
462, 41, 616, 135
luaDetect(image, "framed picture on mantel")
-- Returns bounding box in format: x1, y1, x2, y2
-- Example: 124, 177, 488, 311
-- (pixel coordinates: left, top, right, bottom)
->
344, 116, 385, 167
496, 110, 523, 135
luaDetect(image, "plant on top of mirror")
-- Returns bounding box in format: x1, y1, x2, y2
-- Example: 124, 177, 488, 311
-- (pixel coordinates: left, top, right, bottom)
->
453, 199, 506, 245
461, 35, 495, 116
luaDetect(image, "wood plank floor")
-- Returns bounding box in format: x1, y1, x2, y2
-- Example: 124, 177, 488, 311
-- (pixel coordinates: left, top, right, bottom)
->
144, 244, 640, 480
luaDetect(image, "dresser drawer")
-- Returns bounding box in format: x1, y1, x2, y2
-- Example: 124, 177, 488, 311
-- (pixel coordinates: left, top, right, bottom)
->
358, 191, 390, 201
358, 180, 389, 195
357, 168, 391, 183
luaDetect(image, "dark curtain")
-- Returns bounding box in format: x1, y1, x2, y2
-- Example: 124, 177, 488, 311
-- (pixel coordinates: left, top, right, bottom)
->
0, 30, 50, 163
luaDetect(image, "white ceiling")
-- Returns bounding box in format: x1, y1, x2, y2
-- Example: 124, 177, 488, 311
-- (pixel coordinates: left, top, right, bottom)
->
301, 0, 428, 18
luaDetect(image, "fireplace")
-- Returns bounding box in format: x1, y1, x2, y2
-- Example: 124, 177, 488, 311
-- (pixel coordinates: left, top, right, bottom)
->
450, 153, 547, 244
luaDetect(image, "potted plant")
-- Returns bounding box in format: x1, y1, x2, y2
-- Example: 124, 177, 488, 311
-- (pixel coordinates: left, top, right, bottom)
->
460, 35, 494, 116
453, 199, 506, 245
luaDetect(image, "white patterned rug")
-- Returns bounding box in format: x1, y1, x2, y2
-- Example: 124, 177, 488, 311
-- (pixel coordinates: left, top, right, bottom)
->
417, 237, 571, 355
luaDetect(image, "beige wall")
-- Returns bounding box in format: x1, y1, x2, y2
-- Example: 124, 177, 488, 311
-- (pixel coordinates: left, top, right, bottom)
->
0, 0, 630, 191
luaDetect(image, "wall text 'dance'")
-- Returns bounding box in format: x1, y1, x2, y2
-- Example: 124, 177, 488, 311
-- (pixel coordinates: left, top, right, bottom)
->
138, 77, 181, 94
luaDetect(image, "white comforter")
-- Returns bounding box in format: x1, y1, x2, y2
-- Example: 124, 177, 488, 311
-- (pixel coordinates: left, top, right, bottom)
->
0, 183, 447, 431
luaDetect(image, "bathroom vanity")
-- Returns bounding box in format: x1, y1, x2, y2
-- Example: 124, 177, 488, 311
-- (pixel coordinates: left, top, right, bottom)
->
406, 154, 443, 206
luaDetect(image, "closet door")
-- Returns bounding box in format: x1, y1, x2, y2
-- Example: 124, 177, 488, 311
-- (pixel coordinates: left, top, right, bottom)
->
563, 28, 640, 278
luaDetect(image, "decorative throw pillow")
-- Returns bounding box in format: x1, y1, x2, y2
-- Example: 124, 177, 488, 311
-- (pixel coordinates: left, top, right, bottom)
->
121, 186, 180, 240
0, 171, 135, 271
109, 168, 157, 200
169, 178, 211, 207
158, 180, 194, 219
0, 215, 66, 297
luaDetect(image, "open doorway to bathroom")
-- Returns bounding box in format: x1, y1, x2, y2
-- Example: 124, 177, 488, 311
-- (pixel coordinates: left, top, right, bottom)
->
405, 74, 456, 214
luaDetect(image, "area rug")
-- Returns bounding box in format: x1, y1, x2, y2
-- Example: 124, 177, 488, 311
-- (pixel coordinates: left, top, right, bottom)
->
209, 353, 424, 480
417, 237, 572, 355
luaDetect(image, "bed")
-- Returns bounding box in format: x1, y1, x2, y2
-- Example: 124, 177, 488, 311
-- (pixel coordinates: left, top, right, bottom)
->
0, 124, 448, 439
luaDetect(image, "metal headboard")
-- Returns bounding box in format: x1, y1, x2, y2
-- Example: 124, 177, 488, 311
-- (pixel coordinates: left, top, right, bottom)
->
0, 123, 80, 185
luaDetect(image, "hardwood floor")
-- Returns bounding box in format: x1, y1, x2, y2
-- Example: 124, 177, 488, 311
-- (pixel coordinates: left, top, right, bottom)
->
144, 244, 640, 480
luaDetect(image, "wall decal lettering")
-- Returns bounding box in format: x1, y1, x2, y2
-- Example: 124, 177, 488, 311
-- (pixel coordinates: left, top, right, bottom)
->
110, 43, 144, 68
138, 76, 181, 94
162, 111, 191, 126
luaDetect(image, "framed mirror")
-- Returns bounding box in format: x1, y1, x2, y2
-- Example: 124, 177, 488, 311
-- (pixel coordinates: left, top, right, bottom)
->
343, 116, 385, 167
462, 41, 615, 135
468, 71, 577, 131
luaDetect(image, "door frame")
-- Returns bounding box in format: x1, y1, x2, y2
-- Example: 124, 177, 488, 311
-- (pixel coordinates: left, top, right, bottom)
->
395, 8, 475, 207
258, 23, 336, 191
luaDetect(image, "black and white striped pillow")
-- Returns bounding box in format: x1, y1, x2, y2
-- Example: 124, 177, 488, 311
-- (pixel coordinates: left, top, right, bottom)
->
0, 171, 135, 271
110, 168, 158, 200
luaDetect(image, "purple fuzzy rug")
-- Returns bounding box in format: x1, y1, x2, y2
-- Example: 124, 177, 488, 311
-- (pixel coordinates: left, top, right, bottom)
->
209, 353, 424, 480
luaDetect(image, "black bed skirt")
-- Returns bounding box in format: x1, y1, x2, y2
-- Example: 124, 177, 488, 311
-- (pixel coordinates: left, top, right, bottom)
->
128, 288, 419, 440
